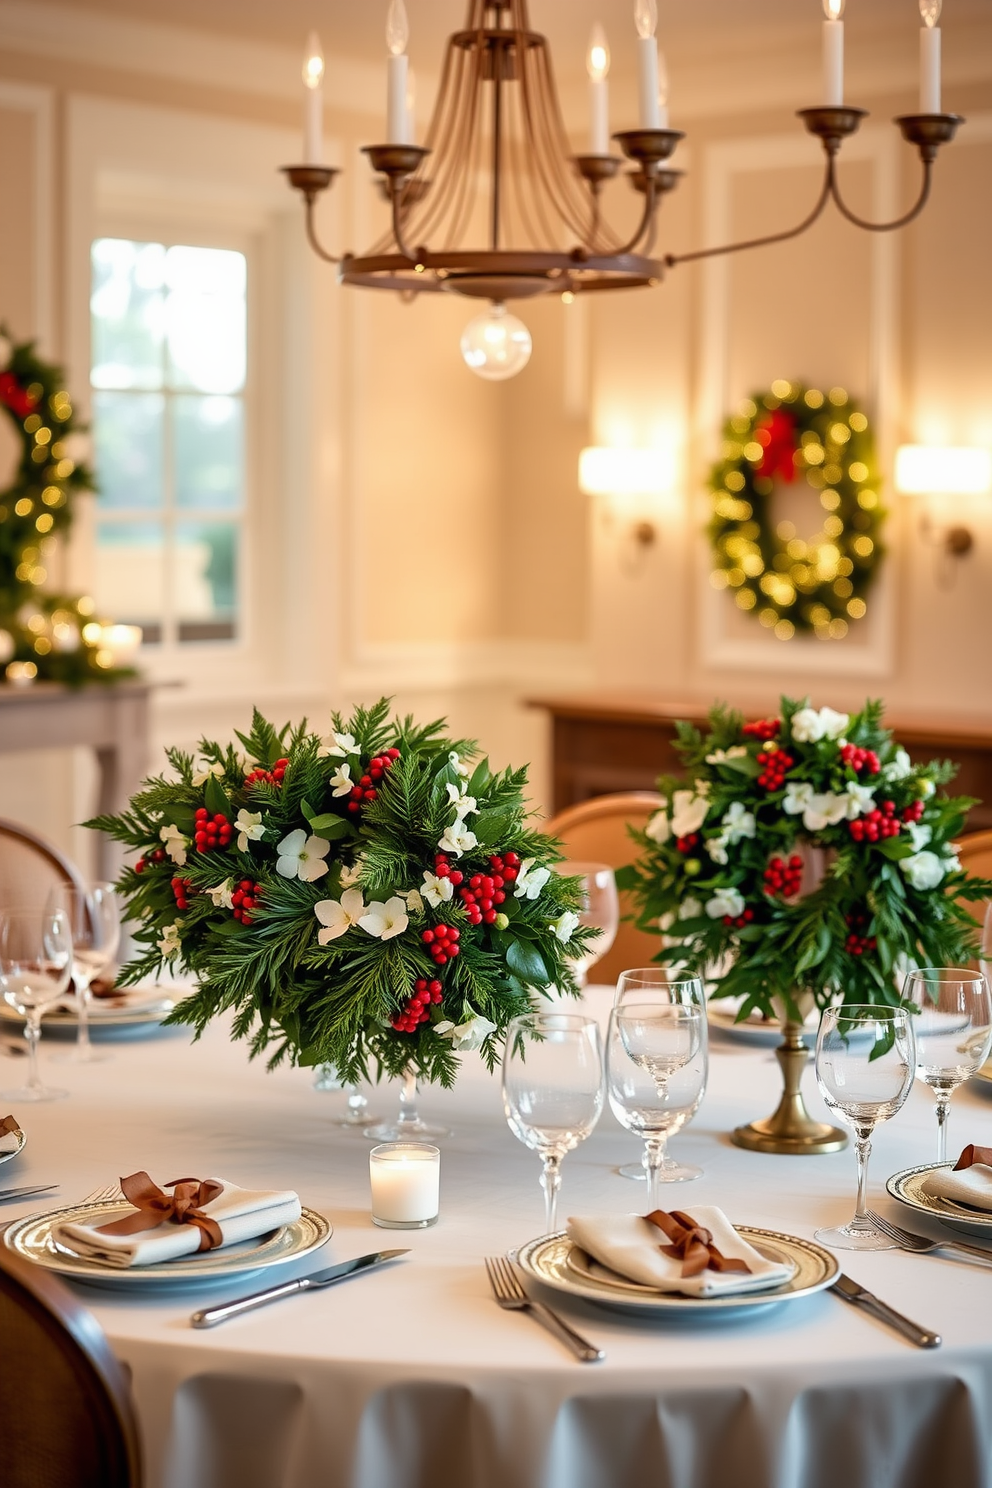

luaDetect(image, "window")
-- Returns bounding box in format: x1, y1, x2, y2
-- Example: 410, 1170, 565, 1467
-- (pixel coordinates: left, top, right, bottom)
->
89, 238, 247, 645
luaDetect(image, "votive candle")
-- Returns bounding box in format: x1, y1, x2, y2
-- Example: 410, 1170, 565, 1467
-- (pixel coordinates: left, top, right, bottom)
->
370, 1142, 440, 1229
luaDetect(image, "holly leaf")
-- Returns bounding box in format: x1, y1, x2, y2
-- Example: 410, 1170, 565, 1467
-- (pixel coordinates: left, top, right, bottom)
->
506, 939, 548, 984
203, 774, 232, 818
468, 756, 491, 797
305, 814, 353, 840
161, 803, 196, 833
473, 807, 517, 848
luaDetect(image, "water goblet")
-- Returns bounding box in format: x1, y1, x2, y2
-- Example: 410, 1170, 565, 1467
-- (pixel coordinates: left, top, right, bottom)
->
0, 908, 73, 1102
903, 966, 992, 1162
502, 1011, 604, 1234
45, 883, 120, 1063
614, 967, 707, 1181
814, 1005, 916, 1251
607, 1002, 707, 1209
551, 862, 619, 988
364, 1068, 450, 1141
313, 1064, 380, 1128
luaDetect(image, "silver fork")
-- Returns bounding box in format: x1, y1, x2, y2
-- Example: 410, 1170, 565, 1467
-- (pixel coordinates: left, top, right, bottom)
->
484, 1256, 604, 1363
866, 1209, 992, 1267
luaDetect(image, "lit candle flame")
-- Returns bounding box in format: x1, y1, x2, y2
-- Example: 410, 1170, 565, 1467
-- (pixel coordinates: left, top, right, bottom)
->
386, 0, 410, 58
302, 31, 324, 90
822, 0, 845, 17
587, 24, 610, 81
919, 0, 941, 26
634, 0, 658, 42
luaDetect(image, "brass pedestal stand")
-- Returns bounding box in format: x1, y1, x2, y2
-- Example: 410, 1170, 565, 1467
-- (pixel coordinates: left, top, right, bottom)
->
731, 1021, 847, 1154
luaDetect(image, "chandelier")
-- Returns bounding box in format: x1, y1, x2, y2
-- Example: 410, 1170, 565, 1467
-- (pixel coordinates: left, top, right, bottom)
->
282, 0, 961, 380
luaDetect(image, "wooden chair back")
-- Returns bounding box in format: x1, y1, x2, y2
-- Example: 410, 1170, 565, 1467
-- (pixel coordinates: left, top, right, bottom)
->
0, 818, 86, 913
545, 791, 666, 988
0, 1247, 141, 1488
955, 829, 992, 963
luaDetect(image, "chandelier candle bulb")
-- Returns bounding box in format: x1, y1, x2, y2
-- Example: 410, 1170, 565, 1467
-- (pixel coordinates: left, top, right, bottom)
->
302, 32, 325, 165
587, 25, 610, 155
634, 0, 661, 129
370, 1143, 440, 1229
657, 50, 670, 129
386, 0, 412, 146
919, 0, 942, 113
821, 0, 845, 107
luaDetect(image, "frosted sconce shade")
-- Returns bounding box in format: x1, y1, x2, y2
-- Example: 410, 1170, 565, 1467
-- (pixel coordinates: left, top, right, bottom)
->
894, 445, 992, 496
578, 446, 674, 496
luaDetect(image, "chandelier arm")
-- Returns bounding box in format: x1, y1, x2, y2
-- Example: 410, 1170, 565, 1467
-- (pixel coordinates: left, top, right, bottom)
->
303, 197, 341, 265
609, 179, 660, 258
665, 162, 833, 268
829, 157, 934, 232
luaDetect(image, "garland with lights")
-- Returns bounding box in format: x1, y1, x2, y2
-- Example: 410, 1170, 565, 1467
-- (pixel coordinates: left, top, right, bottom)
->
617, 697, 991, 1021
0, 325, 133, 685
88, 699, 593, 1088
708, 381, 885, 641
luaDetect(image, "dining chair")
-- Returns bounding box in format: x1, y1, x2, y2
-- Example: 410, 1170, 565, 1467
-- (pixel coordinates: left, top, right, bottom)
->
954, 829, 992, 966
545, 791, 666, 986
0, 818, 87, 911
0, 1245, 142, 1488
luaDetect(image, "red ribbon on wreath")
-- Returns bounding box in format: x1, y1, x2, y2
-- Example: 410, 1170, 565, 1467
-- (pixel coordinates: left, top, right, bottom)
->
0, 372, 38, 420
755, 408, 798, 483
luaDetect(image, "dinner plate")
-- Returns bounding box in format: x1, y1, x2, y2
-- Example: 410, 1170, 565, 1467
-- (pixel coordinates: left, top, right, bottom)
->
516, 1225, 838, 1316
0, 1126, 26, 1166
706, 1002, 818, 1046
3, 1198, 332, 1287
0, 984, 184, 1035
973, 1059, 992, 1088
886, 1161, 992, 1238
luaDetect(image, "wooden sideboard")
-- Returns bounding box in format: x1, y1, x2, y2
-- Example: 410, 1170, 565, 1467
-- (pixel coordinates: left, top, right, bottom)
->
528, 693, 992, 831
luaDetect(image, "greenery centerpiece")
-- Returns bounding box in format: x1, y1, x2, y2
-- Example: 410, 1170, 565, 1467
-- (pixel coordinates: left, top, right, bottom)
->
90, 700, 591, 1089
619, 697, 991, 1152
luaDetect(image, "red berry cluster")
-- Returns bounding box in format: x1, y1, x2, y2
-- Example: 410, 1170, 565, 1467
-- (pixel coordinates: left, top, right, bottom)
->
243, 757, 288, 789
839, 743, 880, 775
722, 907, 755, 929
902, 799, 925, 823
844, 910, 877, 956
763, 854, 804, 899
676, 833, 700, 854
756, 747, 794, 791
194, 808, 233, 852
743, 717, 780, 741
848, 802, 901, 843
452, 852, 520, 925
134, 848, 167, 874
171, 876, 193, 910
345, 748, 401, 815
391, 977, 444, 1033
232, 879, 263, 925
422, 924, 461, 965
433, 852, 465, 891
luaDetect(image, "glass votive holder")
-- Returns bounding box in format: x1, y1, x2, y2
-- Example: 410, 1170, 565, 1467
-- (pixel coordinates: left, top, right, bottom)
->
369, 1142, 440, 1229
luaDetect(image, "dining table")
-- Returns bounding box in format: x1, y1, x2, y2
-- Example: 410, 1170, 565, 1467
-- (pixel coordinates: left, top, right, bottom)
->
4, 985, 992, 1488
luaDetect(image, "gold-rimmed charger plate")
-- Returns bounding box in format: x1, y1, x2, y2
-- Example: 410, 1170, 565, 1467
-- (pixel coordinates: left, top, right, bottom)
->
707, 1004, 817, 1046
516, 1226, 838, 1315
886, 1162, 992, 1238
0, 985, 181, 1033
0, 1126, 26, 1166
3, 1198, 332, 1287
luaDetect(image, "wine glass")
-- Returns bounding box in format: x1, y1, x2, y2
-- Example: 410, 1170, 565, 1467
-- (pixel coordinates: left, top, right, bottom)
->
364, 1068, 450, 1141
45, 884, 120, 1063
313, 1064, 379, 1128
903, 966, 992, 1162
551, 862, 619, 988
614, 967, 707, 1181
814, 1005, 916, 1250
0, 908, 72, 1102
502, 1011, 604, 1234
607, 1002, 707, 1209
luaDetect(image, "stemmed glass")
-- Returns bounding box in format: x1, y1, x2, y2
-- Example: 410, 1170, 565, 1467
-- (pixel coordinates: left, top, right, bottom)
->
614, 968, 707, 1182
607, 1001, 707, 1209
903, 966, 992, 1162
814, 1005, 916, 1251
502, 1011, 604, 1234
45, 884, 120, 1063
551, 862, 619, 988
364, 1069, 450, 1141
313, 1065, 379, 1128
0, 908, 73, 1102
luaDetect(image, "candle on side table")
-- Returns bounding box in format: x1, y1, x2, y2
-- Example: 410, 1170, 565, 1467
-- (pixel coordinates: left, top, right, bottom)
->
370, 1142, 440, 1229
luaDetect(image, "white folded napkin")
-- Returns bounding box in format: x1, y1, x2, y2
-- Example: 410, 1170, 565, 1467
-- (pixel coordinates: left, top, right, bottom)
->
567, 1207, 795, 1298
0, 1115, 22, 1153
922, 1163, 992, 1212
56, 1175, 302, 1269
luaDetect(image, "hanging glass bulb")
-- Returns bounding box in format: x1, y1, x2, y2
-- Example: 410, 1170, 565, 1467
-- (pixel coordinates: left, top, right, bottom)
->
634, 0, 658, 41
460, 304, 532, 381
919, 0, 941, 25
386, 0, 410, 57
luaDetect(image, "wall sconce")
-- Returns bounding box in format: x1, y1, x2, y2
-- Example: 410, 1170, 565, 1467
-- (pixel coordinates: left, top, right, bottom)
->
578, 447, 675, 550
894, 444, 991, 562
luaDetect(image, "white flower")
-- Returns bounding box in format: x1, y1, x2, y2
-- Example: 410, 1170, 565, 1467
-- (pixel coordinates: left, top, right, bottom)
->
705, 746, 749, 765
646, 809, 670, 844
819, 707, 850, 739
919, 778, 936, 798
708, 839, 729, 866
159, 823, 188, 867
706, 887, 746, 920
670, 789, 710, 837
192, 761, 225, 787
276, 828, 330, 882
339, 858, 364, 889
235, 809, 265, 852
445, 781, 478, 819
679, 897, 703, 920
405, 889, 424, 913
317, 730, 357, 759
435, 1012, 497, 1052
551, 910, 580, 943
358, 896, 409, 940
801, 791, 850, 832
943, 849, 961, 875
884, 748, 913, 782
901, 851, 945, 891
906, 821, 933, 852
157, 921, 182, 956
206, 880, 234, 910
514, 858, 551, 900
314, 888, 366, 944
421, 870, 454, 908
329, 763, 353, 797
791, 706, 850, 744
438, 819, 478, 857
783, 781, 814, 816
707, 801, 755, 865
843, 782, 876, 819
448, 750, 470, 779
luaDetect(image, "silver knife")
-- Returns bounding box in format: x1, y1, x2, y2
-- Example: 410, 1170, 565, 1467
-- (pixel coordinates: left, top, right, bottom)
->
0, 1183, 59, 1204
190, 1248, 410, 1329
831, 1273, 941, 1348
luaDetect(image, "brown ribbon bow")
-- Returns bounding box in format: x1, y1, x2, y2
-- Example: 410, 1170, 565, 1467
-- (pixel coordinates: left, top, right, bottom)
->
954, 1145, 992, 1171
645, 1209, 753, 1279
0, 1114, 22, 1139
95, 1171, 224, 1252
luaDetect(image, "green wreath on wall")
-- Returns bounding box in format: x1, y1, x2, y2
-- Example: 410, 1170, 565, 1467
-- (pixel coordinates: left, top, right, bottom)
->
708, 379, 885, 641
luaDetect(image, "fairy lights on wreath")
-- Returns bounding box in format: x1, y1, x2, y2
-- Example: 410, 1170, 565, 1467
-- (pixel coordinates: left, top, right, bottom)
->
708, 380, 885, 641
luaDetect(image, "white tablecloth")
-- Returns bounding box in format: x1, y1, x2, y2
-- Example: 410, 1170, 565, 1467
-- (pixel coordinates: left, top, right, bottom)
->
5, 988, 992, 1488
